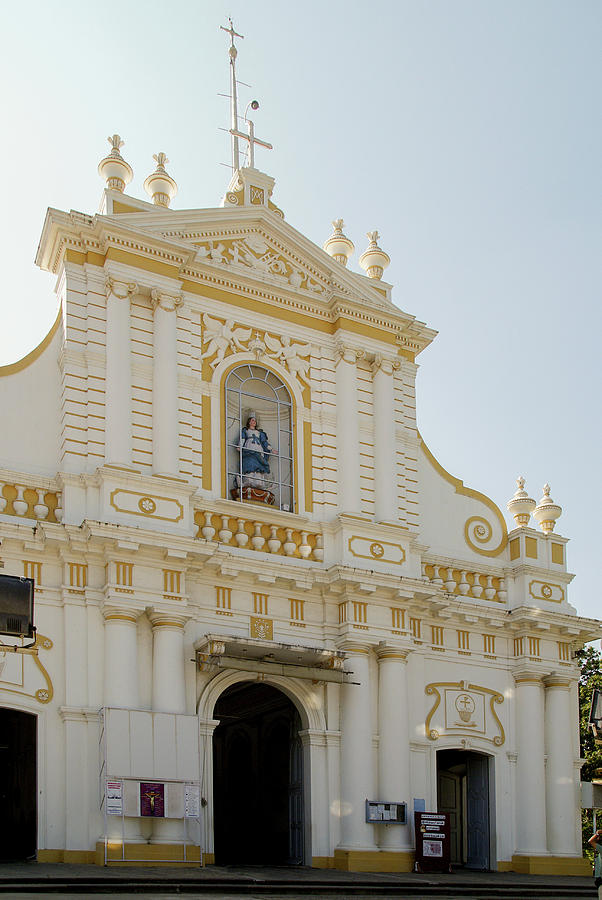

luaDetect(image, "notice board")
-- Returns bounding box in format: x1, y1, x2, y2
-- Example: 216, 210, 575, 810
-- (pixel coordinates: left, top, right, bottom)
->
414, 811, 451, 872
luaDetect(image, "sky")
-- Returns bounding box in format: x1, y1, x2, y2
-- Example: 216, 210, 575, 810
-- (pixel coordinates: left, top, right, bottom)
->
0, 0, 600, 622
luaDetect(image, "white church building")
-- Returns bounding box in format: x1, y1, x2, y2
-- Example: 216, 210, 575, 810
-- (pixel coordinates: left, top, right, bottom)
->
0, 24, 597, 873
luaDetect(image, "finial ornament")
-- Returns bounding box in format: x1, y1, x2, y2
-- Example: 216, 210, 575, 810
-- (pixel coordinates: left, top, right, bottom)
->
359, 230, 391, 280
533, 483, 562, 534
98, 133, 133, 192
143, 152, 177, 207
506, 476, 536, 528
323, 219, 355, 266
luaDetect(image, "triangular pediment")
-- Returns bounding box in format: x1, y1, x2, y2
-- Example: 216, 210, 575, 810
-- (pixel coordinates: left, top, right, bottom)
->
102, 199, 395, 312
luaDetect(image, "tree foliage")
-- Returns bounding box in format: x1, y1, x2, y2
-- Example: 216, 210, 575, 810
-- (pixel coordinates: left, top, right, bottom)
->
576, 645, 602, 860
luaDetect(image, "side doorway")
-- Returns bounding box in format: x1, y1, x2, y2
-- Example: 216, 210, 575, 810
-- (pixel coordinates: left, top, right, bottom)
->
0, 708, 37, 860
437, 748, 492, 870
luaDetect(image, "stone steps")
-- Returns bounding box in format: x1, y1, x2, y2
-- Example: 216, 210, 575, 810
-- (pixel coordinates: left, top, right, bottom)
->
0, 874, 595, 897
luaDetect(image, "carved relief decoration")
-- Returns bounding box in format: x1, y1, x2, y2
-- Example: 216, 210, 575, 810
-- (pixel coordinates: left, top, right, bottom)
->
200, 315, 311, 390
425, 680, 505, 746
0, 632, 54, 704
193, 233, 327, 295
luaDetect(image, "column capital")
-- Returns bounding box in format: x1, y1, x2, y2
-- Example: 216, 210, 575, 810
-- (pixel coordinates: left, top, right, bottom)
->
513, 667, 544, 685
335, 342, 365, 366
151, 288, 183, 313
375, 641, 410, 662
148, 611, 189, 629
543, 672, 572, 690
105, 276, 137, 301
339, 640, 372, 655
102, 603, 143, 623
370, 352, 402, 376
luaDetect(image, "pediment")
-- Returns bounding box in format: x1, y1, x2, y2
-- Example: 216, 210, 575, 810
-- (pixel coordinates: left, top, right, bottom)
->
102, 202, 395, 311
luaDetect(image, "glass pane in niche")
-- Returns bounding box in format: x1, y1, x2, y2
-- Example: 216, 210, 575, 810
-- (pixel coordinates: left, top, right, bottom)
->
225, 364, 294, 512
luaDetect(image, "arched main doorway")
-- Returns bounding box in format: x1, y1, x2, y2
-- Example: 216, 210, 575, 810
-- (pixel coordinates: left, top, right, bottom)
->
0, 708, 37, 860
212, 681, 304, 865
437, 748, 493, 870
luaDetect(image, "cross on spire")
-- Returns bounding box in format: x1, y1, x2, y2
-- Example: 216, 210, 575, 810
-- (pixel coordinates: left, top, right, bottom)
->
220, 17, 243, 48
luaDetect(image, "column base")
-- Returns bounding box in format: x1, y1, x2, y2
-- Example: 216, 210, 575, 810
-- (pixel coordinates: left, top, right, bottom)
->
509, 854, 591, 876
94, 841, 201, 866
332, 848, 414, 872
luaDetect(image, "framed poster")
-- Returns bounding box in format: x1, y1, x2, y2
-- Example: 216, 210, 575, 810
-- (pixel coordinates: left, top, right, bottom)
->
140, 782, 165, 817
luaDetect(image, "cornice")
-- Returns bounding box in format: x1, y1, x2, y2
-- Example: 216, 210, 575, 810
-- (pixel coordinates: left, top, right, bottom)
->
35, 205, 436, 355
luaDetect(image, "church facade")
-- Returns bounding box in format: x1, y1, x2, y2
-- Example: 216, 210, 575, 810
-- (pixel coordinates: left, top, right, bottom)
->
0, 120, 598, 872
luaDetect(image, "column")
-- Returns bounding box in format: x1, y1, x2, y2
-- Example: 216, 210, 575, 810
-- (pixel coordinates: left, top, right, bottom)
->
335, 344, 364, 515
150, 613, 188, 843
151, 289, 182, 476
105, 277, 136, 466
339, 643, 377, 850
103, 607, 140, 708
150, 615, 187, 714
376, 645, 412, 852
62, 602, 91, 852
514, 671, 547, 854
544, 674, 577, 855
371, 354, 401, 523
102, 606, 143, 843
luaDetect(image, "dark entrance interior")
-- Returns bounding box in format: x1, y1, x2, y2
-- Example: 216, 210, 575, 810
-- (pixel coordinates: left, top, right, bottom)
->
0, 708, 37, 860
213, 681, 304, 865
437, 748, 491, 870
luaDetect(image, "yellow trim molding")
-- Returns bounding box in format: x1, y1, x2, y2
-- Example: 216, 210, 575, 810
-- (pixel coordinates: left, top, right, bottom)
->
0, 309, 61, 376
425, 680, 505, 746
420, 435, 507, 558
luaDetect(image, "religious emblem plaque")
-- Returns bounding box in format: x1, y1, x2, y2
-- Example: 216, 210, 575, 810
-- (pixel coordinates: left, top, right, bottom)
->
140, 781, 165, 817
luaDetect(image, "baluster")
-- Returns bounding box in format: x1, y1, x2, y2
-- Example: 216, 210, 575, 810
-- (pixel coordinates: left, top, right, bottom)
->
283, 529, 296, 557
444, 568, 456, 593
484, 575, 496, 600
471, 572, 483, 598
218, 515, 233, 544
267, 525, 281, 554
251, 522, 265, 551
298, 532, 311, 559
34, 489, 49, 520
458, 571, 470, 596
313, 534, 324, 562
235, 519, 249, 547
201, 511, 216, 541
13, 486, 28, 516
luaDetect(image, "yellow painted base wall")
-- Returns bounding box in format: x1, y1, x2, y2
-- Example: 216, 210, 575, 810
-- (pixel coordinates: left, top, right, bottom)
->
509, 854, 592, 876
332, 849, 415, 873
38, 850, 96, 864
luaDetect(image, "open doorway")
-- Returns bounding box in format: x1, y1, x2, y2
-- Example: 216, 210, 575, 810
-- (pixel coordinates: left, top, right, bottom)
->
0, 708, 37, 860
213, 681, 304, 865
437, 748, 492, 870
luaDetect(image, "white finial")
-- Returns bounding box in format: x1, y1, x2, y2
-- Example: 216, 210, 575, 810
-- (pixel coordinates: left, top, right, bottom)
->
221, 18, 244, 172
359, 230, 391, 280
323, 219, 355, 266
143, 152, 177, 207
533, 483, 562, 534
506, 475, 536, 528
98, 134, 133, 192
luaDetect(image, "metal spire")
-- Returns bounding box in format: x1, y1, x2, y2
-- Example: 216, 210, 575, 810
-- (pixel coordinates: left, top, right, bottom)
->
220, 18, 244, 172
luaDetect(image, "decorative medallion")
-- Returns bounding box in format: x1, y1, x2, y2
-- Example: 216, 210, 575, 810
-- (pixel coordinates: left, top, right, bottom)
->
110, 490, 184, 523
250, 616, 273, 641
528, 580, 563, 603
425, 680, 504, 746
348, 536, 406, 566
